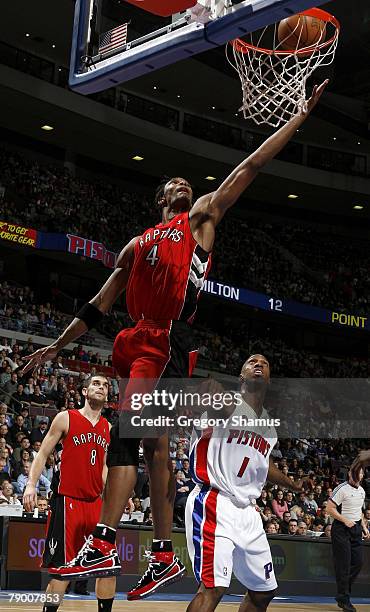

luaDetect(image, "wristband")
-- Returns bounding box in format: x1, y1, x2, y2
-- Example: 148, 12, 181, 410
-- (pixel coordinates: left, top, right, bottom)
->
76, 302, 104, 330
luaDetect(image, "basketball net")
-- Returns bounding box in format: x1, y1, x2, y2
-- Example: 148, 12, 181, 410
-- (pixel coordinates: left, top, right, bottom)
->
226, 8, 340, 128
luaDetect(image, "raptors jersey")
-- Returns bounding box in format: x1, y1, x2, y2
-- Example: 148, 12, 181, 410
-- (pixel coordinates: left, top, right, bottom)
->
189, 399, 277, 507
126, 212, 211, 323
52, 410, 110, 500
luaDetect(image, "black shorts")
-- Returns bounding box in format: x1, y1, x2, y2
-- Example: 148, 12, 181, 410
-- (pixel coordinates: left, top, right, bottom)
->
107, 320, 198, 468
42, 493, 102, 568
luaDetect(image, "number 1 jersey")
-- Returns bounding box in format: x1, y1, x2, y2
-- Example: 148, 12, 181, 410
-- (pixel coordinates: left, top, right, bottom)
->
52, 410, 110, 500
189, 400, 277, 507
126, 212, 211, 323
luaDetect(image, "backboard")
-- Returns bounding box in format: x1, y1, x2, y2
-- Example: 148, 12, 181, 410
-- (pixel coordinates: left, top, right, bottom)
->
70, 0, 333, 94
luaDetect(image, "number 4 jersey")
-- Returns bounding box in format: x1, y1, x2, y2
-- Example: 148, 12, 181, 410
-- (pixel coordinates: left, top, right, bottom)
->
189, 399, 277, 507
126, 212, 212, 323
52, 410, 110, 500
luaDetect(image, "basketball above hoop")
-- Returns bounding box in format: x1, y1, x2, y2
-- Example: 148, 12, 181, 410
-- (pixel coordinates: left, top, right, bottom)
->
227, 7, 340, 128
278, 13, 326, 51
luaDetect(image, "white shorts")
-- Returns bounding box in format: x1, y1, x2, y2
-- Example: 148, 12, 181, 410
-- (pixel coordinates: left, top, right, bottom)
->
185, 485, 277, 591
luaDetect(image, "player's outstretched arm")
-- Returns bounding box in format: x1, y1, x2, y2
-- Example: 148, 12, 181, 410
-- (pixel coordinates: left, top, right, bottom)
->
23, 412, 68, 512
192, 80, 328, 232
267, 457, 308, 492
20, 237, 137, 375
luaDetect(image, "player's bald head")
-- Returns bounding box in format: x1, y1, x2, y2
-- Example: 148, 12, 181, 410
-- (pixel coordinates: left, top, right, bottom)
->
240, 354, 270, 386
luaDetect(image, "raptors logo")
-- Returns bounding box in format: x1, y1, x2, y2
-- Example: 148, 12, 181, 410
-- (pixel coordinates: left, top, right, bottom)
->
49, 538, 58, 556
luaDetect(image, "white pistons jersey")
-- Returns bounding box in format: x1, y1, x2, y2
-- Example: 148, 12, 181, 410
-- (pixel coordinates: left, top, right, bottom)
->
189, 399, 277, 507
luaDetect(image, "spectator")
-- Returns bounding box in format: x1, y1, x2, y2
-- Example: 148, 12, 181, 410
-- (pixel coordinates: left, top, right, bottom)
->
37, 496, 48, 514
296, 521, 308, 536
0, 424, 12, 446
11, 384, 29, 412
16, 462, 50, 496
303, 491, 319, 516
42, 454, 54, 482
143, 508, 153, 526
20, 406, 32, 431
12, 437, 31, 463
28, 385, 48, 406
280, 511, 292, 534
1, 372, 18, 401
30, 420, 49, 444
30, 440, 42, 460
272, 490, 289, 520
10, 414, 30, 443
0, 481, 21, 505
265, 521, 278, 534
288, 519, 298, 535
321, 524, 332, 539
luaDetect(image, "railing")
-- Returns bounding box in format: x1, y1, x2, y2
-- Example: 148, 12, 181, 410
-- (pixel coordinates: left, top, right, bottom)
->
0, 40, 367, 177
0, 314, 111, 350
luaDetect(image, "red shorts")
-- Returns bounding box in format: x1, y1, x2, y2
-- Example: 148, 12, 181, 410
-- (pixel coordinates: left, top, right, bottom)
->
42, 494, 102, 568
112, 319, 198, 409
107, 319, 198, 467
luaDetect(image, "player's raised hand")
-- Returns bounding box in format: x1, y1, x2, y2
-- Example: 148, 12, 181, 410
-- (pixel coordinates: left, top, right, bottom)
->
304, 79, 329, 115
23, 483, 37, 512
20, 343, 59, 377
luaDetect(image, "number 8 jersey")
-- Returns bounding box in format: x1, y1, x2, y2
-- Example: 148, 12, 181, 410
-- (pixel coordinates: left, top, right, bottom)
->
126, 212, 212, 323
52, 410, 110, 500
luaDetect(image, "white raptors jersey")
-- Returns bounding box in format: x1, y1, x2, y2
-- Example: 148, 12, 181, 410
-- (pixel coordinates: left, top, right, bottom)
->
189, 399, 277, 507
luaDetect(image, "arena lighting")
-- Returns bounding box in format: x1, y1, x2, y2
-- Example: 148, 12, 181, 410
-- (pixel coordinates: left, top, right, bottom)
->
288, 194, 298, 199
205, 176, 216, 181
41, 125, 54, 131
132, 155, 144, 161
353, 205, 363, 210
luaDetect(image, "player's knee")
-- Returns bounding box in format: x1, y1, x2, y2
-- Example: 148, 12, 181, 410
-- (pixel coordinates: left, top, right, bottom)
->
201, 585, 226, 603
248, 588, 277, 610
143, 437, 168, 465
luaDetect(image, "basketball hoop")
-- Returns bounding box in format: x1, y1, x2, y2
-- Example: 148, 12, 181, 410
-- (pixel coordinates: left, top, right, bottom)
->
226, 8, 340, 128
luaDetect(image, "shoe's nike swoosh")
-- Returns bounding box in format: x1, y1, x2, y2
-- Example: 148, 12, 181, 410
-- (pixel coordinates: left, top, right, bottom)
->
79, 554, 118, 569
152, 561, 178, 581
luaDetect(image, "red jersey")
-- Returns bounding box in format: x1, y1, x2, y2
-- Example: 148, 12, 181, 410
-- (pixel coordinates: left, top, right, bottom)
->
52, 410, 110, 500
126, 212, 211, 323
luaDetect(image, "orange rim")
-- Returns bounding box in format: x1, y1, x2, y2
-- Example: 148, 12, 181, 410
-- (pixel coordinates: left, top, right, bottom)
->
231, 7, 340, 57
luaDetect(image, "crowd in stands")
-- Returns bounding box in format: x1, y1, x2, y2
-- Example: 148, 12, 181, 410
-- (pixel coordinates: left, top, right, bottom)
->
0, 277, 368, 380
0, 332, 369, 533
1, 147, 370, 313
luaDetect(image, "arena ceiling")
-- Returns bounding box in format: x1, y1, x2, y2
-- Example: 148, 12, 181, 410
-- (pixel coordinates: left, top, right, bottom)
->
0, 0, 369, 219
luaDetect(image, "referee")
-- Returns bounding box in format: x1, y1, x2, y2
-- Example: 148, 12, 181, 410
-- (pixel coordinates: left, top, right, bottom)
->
327, 469, 369, 612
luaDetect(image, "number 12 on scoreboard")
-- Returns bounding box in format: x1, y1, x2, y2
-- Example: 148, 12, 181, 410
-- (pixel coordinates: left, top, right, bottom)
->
269, 298, 283, 312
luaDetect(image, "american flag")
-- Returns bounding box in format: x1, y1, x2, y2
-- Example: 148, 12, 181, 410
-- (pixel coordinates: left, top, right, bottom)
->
99, 23, 128, 54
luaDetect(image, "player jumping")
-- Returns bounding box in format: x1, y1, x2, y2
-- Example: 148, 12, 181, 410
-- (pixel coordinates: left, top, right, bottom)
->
23, 375, 116, 612
21, 80, 327, 600
186, 355, 307, 612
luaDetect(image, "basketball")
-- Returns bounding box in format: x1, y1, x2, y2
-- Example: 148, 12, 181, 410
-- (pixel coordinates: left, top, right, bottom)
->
278, 14, 327, 51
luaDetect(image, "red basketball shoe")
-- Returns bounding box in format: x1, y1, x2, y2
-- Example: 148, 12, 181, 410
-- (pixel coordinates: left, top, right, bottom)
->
127, 550, 186, 600
48, 535, 121, 579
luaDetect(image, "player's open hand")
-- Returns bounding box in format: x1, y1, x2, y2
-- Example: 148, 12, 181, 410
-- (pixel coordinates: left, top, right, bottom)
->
23, 483, 37, 512
19, 343, 59, 377
304, 79, 329, 115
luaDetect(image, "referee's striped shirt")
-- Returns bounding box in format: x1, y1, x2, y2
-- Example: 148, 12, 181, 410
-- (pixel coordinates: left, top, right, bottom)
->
330, 482, 365, 522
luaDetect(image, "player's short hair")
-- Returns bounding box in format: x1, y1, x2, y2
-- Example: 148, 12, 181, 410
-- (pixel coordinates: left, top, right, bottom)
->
82, 373, 109, 389
154, 176, 171, 210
